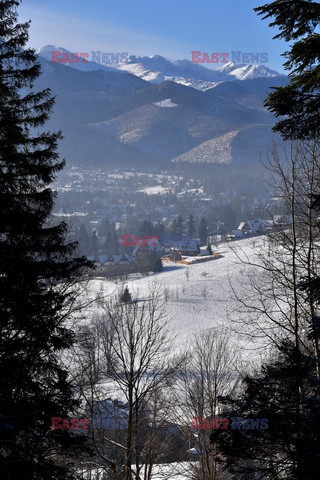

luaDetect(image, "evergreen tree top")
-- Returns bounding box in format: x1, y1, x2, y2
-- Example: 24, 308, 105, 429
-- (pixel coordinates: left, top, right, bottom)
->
0, 2, 91, 477
255, 0, 320, 140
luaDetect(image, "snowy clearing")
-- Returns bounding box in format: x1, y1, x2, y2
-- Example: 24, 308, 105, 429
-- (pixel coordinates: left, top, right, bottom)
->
153, 98, 178, 108
80, 237, 266, 365
136, 185, 172, 195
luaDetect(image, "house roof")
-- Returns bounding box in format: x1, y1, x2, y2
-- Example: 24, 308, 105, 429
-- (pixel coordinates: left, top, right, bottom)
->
87, 254, 134, 265
133, 238, 162, 254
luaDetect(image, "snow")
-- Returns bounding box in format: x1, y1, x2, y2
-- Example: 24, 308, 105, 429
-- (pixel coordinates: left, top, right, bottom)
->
218, 62, 282, 80
81, 462, 193, 480
116, 62, 164, 83
82, 237, 266, 363
153, 98, 178, 108
38, 46, 283, 93
53, 212, 87, 217
173, 130, 239, 164
147, 462, 194, 479
71, 238, 269, 478
38, 45, 117, 73
136, 185, 172, 194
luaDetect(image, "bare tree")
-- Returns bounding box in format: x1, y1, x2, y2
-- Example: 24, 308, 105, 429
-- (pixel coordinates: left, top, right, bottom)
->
185, 268, 190, 282
222, 140, 320, 479
229, 140, 320, 367
75, 287, 182, 480
166, 329, 239, 480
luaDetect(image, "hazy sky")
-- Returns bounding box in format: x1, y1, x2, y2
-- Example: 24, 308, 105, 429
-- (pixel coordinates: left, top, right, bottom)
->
19, 0, 288, 72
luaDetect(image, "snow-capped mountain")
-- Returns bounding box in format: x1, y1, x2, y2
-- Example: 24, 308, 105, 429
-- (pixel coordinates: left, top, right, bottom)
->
114, 55, 223, 89
33, 51, 288, 168
37, 48, 284, 91
114, 55, 283, 90
37, 45, 118, 73
216, 62, 281, 80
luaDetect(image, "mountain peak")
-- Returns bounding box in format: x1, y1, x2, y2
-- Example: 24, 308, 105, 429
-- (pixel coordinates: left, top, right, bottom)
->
38, 45, 118, 73
217, 62, 283, 80
38, 46, 284, 89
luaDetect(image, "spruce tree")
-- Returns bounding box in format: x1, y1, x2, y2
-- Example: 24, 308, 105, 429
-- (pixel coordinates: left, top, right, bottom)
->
78, 222, 90, 255
0, 2, 91, 479
198, 217, 208, 245
255, 0, 320, 140
210, 341, 320, 479
138, 219, 153, 237
176, 215, 184, 237
120, 286, 132, 303
187, 214, 195, 238
255, 0, 320, 368
152, 253, 163, 273
211, 4, 320, 478
170, 218, 178, 237
90, 230, 99, 256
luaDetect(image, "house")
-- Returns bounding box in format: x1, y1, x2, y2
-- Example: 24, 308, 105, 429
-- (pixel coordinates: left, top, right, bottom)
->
88, 254, 135, 277
248, 219, 266, 234
163, 242, 174, 255
133, 238, 163, 273
116, 253, 132, 265
237, 219, 266, 236
91, 398, 129, 431
273, 215, 291, 225
105, 254, 115, 265
133, 237, 162, 257
178, 239, 200, 256
163, 237, 200, 257
237, 221, 253, 235
90, 397, 151, 431
227, 229, 244, 240
171, 248, 182, 260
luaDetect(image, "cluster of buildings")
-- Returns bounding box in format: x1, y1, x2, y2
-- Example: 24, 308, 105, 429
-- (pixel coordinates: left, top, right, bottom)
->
88, 239, 162, 277
227, 215, 291, 240
87, 236, 213, 277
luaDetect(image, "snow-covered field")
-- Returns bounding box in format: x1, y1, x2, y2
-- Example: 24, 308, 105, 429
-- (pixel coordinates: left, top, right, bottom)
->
82, 237, 265, 364
81, 462, 193, 480
136, 185, 172, 195
73, 237, 268, 479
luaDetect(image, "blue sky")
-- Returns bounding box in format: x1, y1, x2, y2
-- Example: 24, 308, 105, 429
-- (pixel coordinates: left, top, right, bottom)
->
20, 0, 288, 72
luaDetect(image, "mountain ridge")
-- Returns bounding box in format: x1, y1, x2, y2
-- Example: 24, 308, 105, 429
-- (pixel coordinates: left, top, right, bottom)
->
38, 46, 284, 91
34, 52, 288, 169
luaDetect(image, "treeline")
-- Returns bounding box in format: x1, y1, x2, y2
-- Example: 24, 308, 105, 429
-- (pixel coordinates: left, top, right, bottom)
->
77, 216, 213, 257
208, 1, 320, 478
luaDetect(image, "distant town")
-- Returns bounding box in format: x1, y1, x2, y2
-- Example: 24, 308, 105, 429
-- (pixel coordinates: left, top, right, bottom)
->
52, 165, 289, 276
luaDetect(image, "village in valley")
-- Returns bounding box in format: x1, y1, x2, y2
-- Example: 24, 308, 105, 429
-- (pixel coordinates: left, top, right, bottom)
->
52, 166, 290, 278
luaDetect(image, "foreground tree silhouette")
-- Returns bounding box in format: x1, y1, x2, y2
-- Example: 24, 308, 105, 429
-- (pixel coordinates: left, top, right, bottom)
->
254, 1, 320, 373
255, 0, 320, 140
0, 2, 91, 479
211, 2, 320, 478
211, 341, 320, 479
